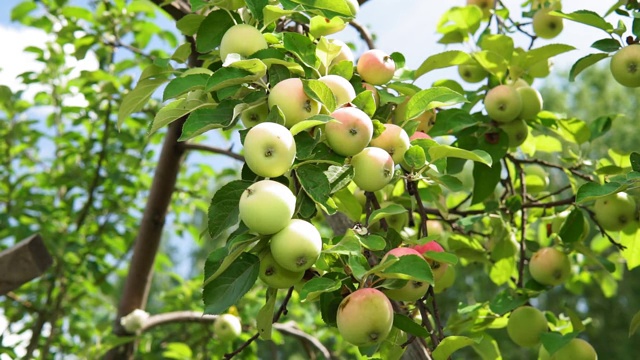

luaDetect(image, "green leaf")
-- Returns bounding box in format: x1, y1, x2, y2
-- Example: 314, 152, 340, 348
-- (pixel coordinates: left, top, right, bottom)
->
403, 145, 426, 169
300, 277, 342, 300
180, 100, 241, 141
393, 313, 430, 338
564, 306, 586, 333
540, 332, 579, 356
332, 188, 362, 222
176, 14, 205, 36
591, 38, 621, 52
569, 53, 609, 82
425, 251, 458, 266
558, 208, 585, 244
203, 252, 260, 314
381, 255, 434, 283
471, 333, 502, 360
290, 114, 334, 135
11, 1, 37, 21
283, 32, 317, 67
263, 5, 296, 26
406, 87, 467, 120
195, 10, 236, 53
521, 44, 576, 69
309, 16, 346, 38
163, 342, 193, 359
471, 162, 500, 205
473, 51, 508, 79
551, 10, 613, 32
257, 287, 277, 340
208, 180, 252, 239
352, 90, 377, 117
575, 182, 622, 203
150, 99, 215, 136
428, 109, 478, 137
118, 77, 168, 129
589, 115, 614, 140
245, 0, 268, 22
621, 227, 640, 270
296, 164, 336, 214
288, 0, 355, 17
414, 50, 471, 80
303, 79, 337, 112
163, 73, 210, 101
429, 145, 492, 167
205, 67, 257, 92
325, 165, 354, 193
326, 231, 361, 255
360, 235, 386, 251
432, 336, 480, 360
489, 290, 528, 315
630, 152, 640, 172
479, 35, 514, 62
629, 309, 640, 337
369, 204, 407, 225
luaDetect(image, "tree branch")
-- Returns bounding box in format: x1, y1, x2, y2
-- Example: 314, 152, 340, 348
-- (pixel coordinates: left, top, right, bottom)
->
349, 20, 375, 50
506, 154, 594, 182
184, 143, 244, 162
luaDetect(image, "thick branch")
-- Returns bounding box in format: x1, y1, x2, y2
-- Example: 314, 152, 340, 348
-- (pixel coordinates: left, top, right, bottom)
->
349, 20, 375, 50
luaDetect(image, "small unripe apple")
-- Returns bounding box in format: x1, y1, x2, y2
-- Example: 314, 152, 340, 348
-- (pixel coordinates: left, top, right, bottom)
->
593, 192, 637, 231
484, 85, 523, 123
529, 247, 571, 286
610, 44, 640, 88
467, 0, 495, 18
434, 265, 455, 293
270, 219, 322, 272
268, 78, 321, 128
549, 338, 597, 360
532, 9, 563, 39
516, 86, 543, 120
413, 241, 448, 282
325, 107, 373, 157
499, 118, 529, 148
259, 250, 305, 289
394, 97, 437, 133
238, 180, 296, 235
524, 164, 550, 194
214, 314, 242, 342
351, 147, 395, 192
336, 288, 394, 346
370, 124, 411, 164
381, 248, 430, 302
219, 24, 268, 60
507, 306, 548, 347
357, 49, 395, 85
319, 75, 356, 107
240, 101, 269, 128
458, 62, 487, 83
243, 122, 296, 178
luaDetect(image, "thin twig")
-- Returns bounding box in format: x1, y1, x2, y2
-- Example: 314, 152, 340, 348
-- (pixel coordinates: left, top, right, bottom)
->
506, 154, 594, 182
427, 287, 445, 340
582, 207, 626, 250
184, 143, 245, 162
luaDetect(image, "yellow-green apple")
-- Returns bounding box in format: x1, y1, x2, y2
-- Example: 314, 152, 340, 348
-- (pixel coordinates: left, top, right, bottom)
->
499, 119, 529, 148
214, 314, 242, 342
381, 248, 430, 302
346, 0, 359, 15
458, 62, 488, 83
318, 75, 356, 107
427, 220, 445, 236
319, 39, 354, 74
508, 78, 530, 89
351, 147, 395, 192
268, 78, 320, 127
394, 97, 437, 132
593, 192, 637, 231
467, 0, 495, 17
357, 49, 395, 85
370, 124, 411, 164
434, 265, 455, 293
259, 250, 305, 288
325, 106, 373, 156
413, 241, 449, 282
517, 86, 543, 120
485, 85, 523, 123
361, 83, 380, 107
507, 306, 548, 347
610, 44, 640, 88
270, 219, 322, 272
219, 24, 268, 60
524, 164, 550, 194
239, 180, 296, 235
532, 9, 563, 39
336, 288, 394, 346
547, 338, 597, 360
529, 247, 571, 286
240, 101, 269, 128
243, 122, 296, 178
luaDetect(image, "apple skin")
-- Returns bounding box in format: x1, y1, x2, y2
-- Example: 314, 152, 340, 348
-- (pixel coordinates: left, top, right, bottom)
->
610, 44, 640, 88
243, 122, 296, 178
532, 9, 563, 39
458, 63, 487, 83
394, 97, 437, 132
499, 118, 529, 148
238, 180, 296, 235
268, 78, 321, 128
319, 75, 356, 107
412, 241, 448, 282
381, 248, 430, 302
410, 131, 431, 141
593, 192, 637, 231
517, 86, 543, 120
507, 306, 548, 347
240, 101, 269, 128
370, 124, 411, 164
214, 314, 242, 342
434, 265, 455, 293
467, 0, 495, 17
548, 338, 597, 360
529, 247, 571, 286
219, 24, 268, 60
259, 250, 305, 289
351, 147, 395, 192
357, 49, 396, 85
336, 288, 394, 347
484, 85, 523, 123
270, 219, 322, 272
325, 107, 373, 157
524, 164, 550, 194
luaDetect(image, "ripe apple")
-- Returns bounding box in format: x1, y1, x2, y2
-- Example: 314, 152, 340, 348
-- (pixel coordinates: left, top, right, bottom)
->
610, 44, 640, 88
381, 248, 430, 302
484, 85, 523, 123
458, 62, 488, 83
268, 78, 321, 128
467, 0, 495, 17
243, 122, 296, 178
336, 288, 394, 346
357, 49, 395, 85
549, 338, 597, 360
529, 247, 571, 286
413, 241, 448, 282
507, 306, 548, 347
370, 124, 411, 164
325, 107, 373, 156
219, 24, 268, 60
532, 9, 563, 39
318, 75, 356, 107
593, 192, 637, 231
410, 131, 431, 141
214, 314, 242, 342
394, 97, 437, 132
517, 86, 543, 120
434, 265, 455, 293
499, 118, 529, 148
238, 180, 296, 235
259, 250, 305, 289
270, 219, 322, 272
351, 147, 395, 192
240, 101, 269, 128
361, 83, 380, 107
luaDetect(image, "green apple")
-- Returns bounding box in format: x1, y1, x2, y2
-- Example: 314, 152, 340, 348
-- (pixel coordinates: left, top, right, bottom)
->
319, 75, 356, 107
214, 314, 242, 342
240, 101, 269, 128
549, 338, 597, 360
268, 78, 321, 128
336, 288, 394, 346
219, 24, 268, 60
270, 219, 322, 272
259, 250, 305, 289
507, 306, 548, 347
434, 265, 455, 293
458, 62, 488, 83
484, 85, 523, 123
532, 9, 563, 39
346, 0, 359, 15
325, 106, 373, 156
610, 44, 640, 88
499, 119, 529, 148
508, 78, 531, 89
524, 164, 550, 194
361, 83, 380, 107
351, 147, 395, 192
517, 86, 543, 120
394, 97, 437, 132
370, 124, 411, 164
381, 247, 430, 302
413, 241, 448, 282
357, 49, 395, 85
239, 180, 296, 235
427, 220, 444, 237
467, 0, 495, 17
529, 247, 571, 286
243, 122, 296, 178
593, 192, 637, 231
